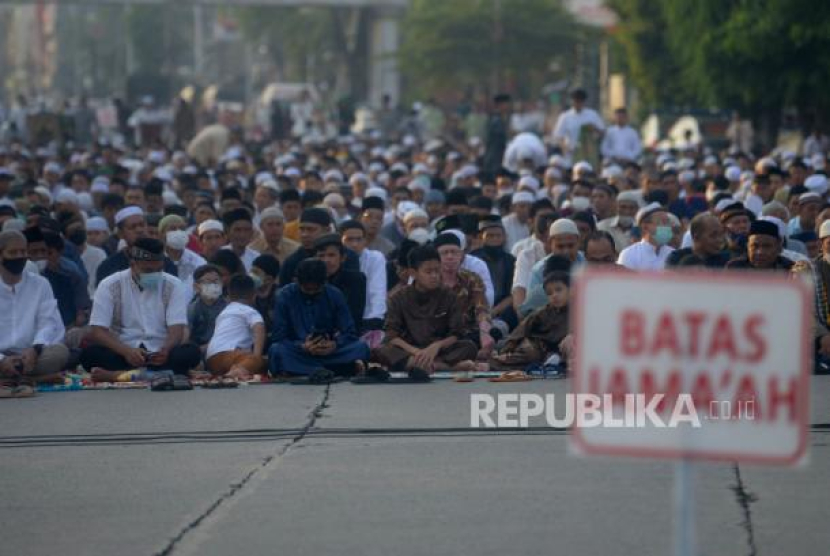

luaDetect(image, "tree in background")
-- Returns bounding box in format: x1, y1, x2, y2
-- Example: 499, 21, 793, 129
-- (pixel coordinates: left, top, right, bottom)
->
398, 0, 577, 101
609, 0, 830, 149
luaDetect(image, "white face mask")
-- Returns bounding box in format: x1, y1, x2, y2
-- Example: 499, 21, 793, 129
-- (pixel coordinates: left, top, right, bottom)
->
35, 259, 48, 272
166, 230, 189, 251
200, 283, 223, 301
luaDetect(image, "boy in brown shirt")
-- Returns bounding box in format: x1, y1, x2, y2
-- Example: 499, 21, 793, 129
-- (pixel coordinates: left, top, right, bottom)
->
372, 245, 478, 381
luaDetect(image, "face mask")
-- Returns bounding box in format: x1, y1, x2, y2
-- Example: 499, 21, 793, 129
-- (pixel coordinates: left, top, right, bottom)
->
138, 272, 163, 290
616, 216, 634, 229
249, 273, 264, 289
166, 230, 189, 251
35, 259, 48, 272
1, 257, 27, 275
200, 283, 223, 300
653, 226, 673, 246
67, 229, 87, 247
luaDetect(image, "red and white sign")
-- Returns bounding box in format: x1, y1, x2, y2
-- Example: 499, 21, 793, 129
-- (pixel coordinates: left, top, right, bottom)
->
571, 268, 811, 465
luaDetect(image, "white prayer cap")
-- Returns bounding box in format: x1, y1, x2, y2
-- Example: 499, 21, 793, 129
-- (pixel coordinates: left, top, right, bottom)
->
367, 162, 385, 174
2, 219, 25, 232
679, 170, 696, 184
703, 155, 718, 166
402, 208, 429, 224
197, 219, 224, 236
455, 164, 478, 180
412, 162, 431, 176
725, 165, 742, 182
365, 187, 388, 202
617, 190, 642, 206
678, 158, 695, 170
518, 175, 540, 192
548, 154, 570, 169
254, 171, 274, 187
114, 206, 144, 225
33, 186, 52, 204
349, 172, 370, 185
407, 176, 431, 194
396, 200, 420, 221
390, 162, 410, 174
258, 178, 279, 193
549, 218, 579, 237
153, 167, 173, 182
635, 202, 668, 225
147, 150, 166, 164
44, 161, 62, 174
805, 174, 829, 196
572, 160, 593, 175
162, 190, 182, 206
323, 169, 344, 183
283, 167, 301, 179
424, 139, 444, 153
512, 191, 535, 205
259, 206, 285, 223
601, 165, 623, 180
544, 166, 562, 180
811, 153, 826, 170
91, 176, 110, 193
798, 191, 823, 205
77, 192, 94, 212
820, 220, 830, 240
714, 198, 737, 214
323, 193, 346, 209
55, 189, 79, 206
86, 216, 109, 232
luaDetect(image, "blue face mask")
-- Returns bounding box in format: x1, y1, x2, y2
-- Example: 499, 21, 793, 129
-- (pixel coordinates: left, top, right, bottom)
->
653, 226, 673, 246
138, 272, 163, 290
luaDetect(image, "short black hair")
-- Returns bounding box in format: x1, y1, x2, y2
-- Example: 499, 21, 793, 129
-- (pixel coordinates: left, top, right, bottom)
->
543, 254, 572, 276
408, 244, 440, 269
543, 270, 570, 289
132, 237, 164, 256
530, 199, 554, 218
469, 195, 493, 212
222, 207, 253, 229
43, 231, 64, 252
101, 193, 125, 210
571, 89, 587, 101
144, 179, 164, 197
296, 258, 327, 286
252, 254, 280, 278
339, 220, 366, 235
228, 274, 256, 299
193, 264, 222, 283
280, 189, 301, 204
164, 204, 188, 218
314, 233, 345, 254
221, 188, 242, 202
209, 249, 244, 276
301, 190, 324, 208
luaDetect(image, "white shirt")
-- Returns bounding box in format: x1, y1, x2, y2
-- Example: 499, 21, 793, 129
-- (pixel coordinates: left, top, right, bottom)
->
512, 240, 547, 291
222, 245, 260, 272
80, 244, 107, 298
502, 213, 530, 252
511, 235, 542, 258
0, 271, 65, 356
359, 249, 387, 321
206, 302, 264, 359
617, 240, 674, 271
601, 124, 642, 162
552, 107, 605, 160
90, 269, 188, 352
462, 254, 494, 307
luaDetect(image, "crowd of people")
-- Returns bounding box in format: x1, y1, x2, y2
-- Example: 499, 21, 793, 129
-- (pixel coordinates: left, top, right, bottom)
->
1, 88, 829, 398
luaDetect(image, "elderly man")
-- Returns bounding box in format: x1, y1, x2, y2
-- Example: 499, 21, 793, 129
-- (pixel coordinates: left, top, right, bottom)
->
788, 192, 823, 236
96, 206, 177, 285
160, 214, 205, 299
617, 203, 675, 270
0, 230, 68, 397
249, 206, 299, 264
81, 237, 200, 380
726, 220, 794, 271
597, 189, 641, 252
502, 191, 534, 251
666, 213, 729, 268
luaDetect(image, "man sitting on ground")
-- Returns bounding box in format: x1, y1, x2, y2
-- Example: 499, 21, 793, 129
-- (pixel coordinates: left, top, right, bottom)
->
0, 230, 68, 397
81, 237, 200, 381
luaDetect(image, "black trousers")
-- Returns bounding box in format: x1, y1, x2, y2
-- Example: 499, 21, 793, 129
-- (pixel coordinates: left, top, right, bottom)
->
80, 344, 201, 375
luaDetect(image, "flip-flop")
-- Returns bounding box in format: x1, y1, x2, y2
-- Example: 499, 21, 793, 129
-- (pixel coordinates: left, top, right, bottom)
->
488, 370, 533, 383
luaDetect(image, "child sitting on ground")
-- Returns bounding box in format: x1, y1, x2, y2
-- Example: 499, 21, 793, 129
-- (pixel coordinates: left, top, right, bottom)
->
490, 271, 571, 373
372, 245, 479, 381
205, 275, 266, 380
187, 265, 228, 354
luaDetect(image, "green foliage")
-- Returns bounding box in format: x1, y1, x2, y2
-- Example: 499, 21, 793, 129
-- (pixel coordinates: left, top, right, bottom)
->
399, 0, 577, 98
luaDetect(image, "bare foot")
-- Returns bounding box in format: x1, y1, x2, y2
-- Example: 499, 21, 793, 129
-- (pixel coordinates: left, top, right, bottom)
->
227, 365, 251, 381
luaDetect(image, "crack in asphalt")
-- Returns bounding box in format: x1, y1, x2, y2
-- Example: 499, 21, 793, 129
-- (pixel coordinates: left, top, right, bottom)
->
731, 464, 759, 556
152, 384, 331, 556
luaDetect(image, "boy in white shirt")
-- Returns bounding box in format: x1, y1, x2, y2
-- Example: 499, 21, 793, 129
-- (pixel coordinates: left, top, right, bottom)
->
206, 274, 266, 380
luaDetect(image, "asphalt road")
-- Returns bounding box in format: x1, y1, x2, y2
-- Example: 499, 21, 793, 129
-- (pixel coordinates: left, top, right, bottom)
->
1, 377, 828, 556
